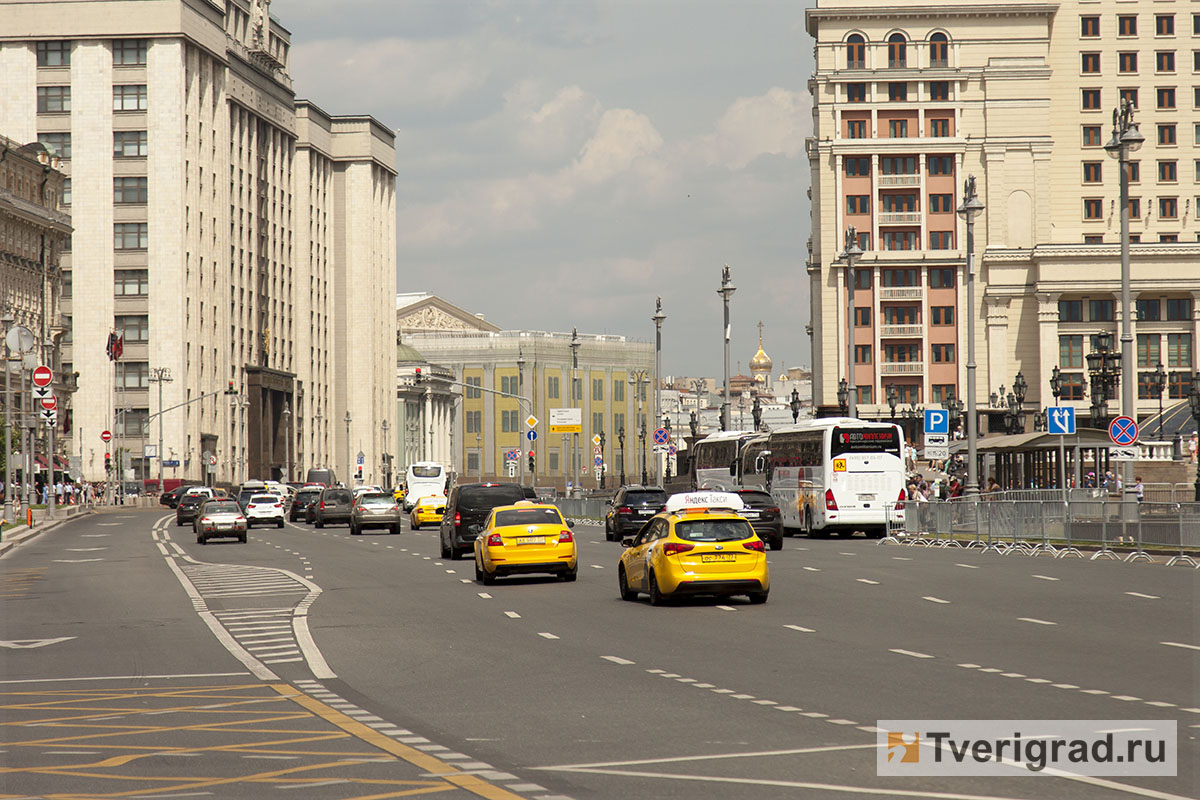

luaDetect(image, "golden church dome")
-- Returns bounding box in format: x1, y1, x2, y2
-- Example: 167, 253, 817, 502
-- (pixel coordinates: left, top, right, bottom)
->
750, 322, 772, 375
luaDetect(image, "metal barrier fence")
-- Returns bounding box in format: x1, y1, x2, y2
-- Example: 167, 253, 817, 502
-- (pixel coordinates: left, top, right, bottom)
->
553, 497, 608, 522
886, 498, 1200, 566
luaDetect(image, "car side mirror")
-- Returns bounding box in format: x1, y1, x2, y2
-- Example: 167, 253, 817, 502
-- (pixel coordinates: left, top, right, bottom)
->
468, 524, 482, 534
567, 520, 575, 528
621, 537, 634, 548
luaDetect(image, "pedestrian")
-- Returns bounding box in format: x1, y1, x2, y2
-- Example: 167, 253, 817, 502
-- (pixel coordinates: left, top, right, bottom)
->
1134, 476, 1144, 502
985, 476, 1000, 495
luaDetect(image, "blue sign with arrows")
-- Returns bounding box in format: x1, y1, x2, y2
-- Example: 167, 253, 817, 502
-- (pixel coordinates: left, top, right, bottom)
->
1047, 406, 1076, 435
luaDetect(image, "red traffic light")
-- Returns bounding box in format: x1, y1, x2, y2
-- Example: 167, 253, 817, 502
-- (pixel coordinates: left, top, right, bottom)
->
105, 452, 110, 459
528, 451, 534, 457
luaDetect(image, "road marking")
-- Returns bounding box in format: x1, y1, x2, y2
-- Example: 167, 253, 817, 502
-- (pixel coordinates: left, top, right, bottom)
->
1126, 592, 1159, 600
477, 593, 492, 599
538, 633, 559, 640
715, 605, 736, 612
711, 688, 734, 694
802, 567, 821, 572
1032, 575, 1060, 581
891, 557, 913, 561
65, 547, 106, 552
504, 611, 521, 619
856, 579, 879, 585
1112, 695, 1142, 702
955, 563, 979, 569
590, 564, 605, 569
445, 570, 456, 574
692, 683, 714, 689
784, 625, 815, 633
602, 656, 634, 665
1161, 642, 1200, 652
922, 596, 950, 604
1052, 683, 1079, 689
889, 649, 934, 659
52, 558, 104, 563
957, 664, 980, 669
730, 694, 755, 700
1019, 617, 1057, 626
752, 700, 777, 705
0, 637, 77, 649
1001, 673, 1025, 678
776, 706, 802, 712
1025, 678, 1052, 684
459, 579, 472, 584
676, 677, 696, 683
838, 552, 856, 556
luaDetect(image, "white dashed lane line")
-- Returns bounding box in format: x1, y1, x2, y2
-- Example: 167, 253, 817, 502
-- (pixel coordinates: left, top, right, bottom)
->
538, 633, 559, 640
922, 596, 950, 604
1125, 592, 1159, 600
1018, 617, 1057, 626
855, 578, 880, 585
1032, 574, 1060, 581
954, 563, 978, 569
802, 567, 821, 572
504, 611, 521, 619
602, 656, 635, 665
889, 649, 934, 659
477, 593, 492, 599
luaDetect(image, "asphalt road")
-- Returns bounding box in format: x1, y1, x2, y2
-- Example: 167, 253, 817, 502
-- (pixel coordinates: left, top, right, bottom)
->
1, 507, 1196, 800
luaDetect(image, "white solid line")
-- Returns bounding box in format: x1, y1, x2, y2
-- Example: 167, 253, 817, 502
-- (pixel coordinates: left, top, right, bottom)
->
1160, 641, 1200, 652
1126, 592, 1159, 599
504, 611, 521, 618
478, 593, 492, 599
802, 566, 821, 572
538, 633, 559, 640
955, 563, 979, 569
922, 596, 950, 604
716, 605, 736, 612
602, 656, 635, 665
1032, 575, 1060, 581
784, 625, 815, 633
1019, 617, 1057, 625
856, 578, 880, 585
890, 649, 934, 659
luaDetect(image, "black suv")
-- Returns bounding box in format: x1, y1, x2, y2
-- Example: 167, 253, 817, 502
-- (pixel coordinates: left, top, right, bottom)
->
440, 482, 526, 560
735, 488, 784, 551
604, 485, 668, 541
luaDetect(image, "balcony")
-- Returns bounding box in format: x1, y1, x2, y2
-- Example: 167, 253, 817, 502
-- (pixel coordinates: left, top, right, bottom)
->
880, 361, 925, 376
880, 324, 924, 338
879, 212, 921, 225
878, 174, 920, 187
879, 286, 923, 300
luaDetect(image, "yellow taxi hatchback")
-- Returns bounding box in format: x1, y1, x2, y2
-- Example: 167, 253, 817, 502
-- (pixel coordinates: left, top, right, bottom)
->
409, 495, 445, 530
618, 492, 769, 605
473, 503, 578, 584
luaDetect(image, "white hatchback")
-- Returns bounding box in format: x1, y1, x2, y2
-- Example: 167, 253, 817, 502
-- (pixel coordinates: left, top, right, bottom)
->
245, 494, 285, 528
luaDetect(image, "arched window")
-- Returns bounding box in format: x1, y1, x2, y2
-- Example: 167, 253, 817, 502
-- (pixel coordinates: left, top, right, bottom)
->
888, 33, 907, 68
846, 34, 865, 69
930, 33, 948, 68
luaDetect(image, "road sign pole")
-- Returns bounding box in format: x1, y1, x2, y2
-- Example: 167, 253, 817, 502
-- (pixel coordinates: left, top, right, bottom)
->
47, 421, 55, 520
1060, 434, 1068, 507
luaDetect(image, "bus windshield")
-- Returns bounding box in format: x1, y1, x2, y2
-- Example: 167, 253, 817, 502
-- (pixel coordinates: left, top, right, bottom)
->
410, 465, 442, 478
830, 426, 902, 458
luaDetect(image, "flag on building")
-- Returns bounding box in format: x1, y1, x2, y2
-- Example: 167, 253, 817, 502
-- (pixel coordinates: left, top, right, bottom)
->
106, 331, 123, 361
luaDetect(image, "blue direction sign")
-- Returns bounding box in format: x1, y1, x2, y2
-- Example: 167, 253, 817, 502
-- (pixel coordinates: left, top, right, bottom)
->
526, 430, 537, 442
1109, 416, 1138, 446
923, 409, 949, 435
162, 459, 180, 468
653, 427, 669, 445
1047, 406, 1076, 435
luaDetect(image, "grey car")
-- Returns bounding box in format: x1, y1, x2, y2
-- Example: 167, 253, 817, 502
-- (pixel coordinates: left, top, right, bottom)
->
350, 492, 403, 535
313, 487, 353, 528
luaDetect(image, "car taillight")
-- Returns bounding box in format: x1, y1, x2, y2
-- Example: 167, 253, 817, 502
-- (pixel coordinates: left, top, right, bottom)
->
895, 489, 906, 511
558, 530, 573, 543
236, 517, 245, 523
824, 489, 838, 511
765, 506, 780, 515
618, 506, 631, 514
273, 503, 282, 508
662, 542, 694, 556
487, 532, 503, 546
199, 517, 210, 525
391, 504, 399, 511
320, 501, 326, 509
454, 512, 461, 526
743, 539, 765, 552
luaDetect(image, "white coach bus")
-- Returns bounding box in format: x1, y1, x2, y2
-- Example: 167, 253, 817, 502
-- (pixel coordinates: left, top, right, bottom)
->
689, 430, 758, 491
767, 418, 905, 538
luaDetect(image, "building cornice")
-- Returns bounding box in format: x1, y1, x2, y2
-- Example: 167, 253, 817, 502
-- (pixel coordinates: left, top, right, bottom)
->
806, 3, 1059, 34
984, 243, 1200, 263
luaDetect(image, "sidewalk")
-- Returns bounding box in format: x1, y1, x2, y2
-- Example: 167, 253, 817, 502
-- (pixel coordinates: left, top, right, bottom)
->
0, 504, 95, 557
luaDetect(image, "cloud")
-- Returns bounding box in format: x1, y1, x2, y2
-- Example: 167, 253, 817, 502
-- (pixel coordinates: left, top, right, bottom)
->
686, 87, 812, 169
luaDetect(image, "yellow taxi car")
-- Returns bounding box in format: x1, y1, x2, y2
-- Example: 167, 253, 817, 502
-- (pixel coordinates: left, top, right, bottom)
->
617, 492, 769, 605
409, 494, 445, 530
473, 502, 577, 584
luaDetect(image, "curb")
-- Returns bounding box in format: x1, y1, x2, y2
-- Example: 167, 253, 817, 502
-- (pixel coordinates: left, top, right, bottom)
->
0, 509, 94, 557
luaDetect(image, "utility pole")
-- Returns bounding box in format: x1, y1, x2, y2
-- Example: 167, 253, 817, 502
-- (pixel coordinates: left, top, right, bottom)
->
652, 298, 665, 482
717, 266, 735, 430
148, 367, 172, 490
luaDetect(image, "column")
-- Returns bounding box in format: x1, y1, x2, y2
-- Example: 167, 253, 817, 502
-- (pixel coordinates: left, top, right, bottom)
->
1036, 292, 1061, 409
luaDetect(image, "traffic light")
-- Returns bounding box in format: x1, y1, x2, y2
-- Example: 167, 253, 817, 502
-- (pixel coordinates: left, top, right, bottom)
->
413, 367, 422, 383
104, 452, 111, 471
528, 451, 535, 473
356, 466, 363, 480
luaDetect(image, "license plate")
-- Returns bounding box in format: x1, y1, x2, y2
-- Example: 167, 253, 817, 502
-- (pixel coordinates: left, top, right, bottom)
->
858, 494, 876, 501
741, 511, 759, 519
516, 536, 544, 545
701, 553, 736, 562
637, 510, 652, 517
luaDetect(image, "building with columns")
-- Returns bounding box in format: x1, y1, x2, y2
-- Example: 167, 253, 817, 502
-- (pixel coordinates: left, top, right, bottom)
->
806, 0, 1199, 434
0, 0, 396, 485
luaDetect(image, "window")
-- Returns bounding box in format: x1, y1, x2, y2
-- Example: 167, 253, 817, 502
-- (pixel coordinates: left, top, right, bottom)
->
931, 344, 956, 363
1137, 334, 1162, 369
612, 378, 624, 402
1158, 161, 1178, 182
1090, 298, 1114, 321
929, 268, 955, 287
1169, 371, 1191, 399
466, 452, 480, 472
1060, 335, 1085, 368
856, 232, 871, 251
1118, 16, 1137, 37
465, 411, 481, 434
846, 34, 865, 69
884, 344, 921, 364
881, 268, 919, 286
1084, 235, 1104, 244
1156, 51, 1175, 72
113, 176, 148, 204
1081, 16, 1100, 38
1137, 299, 1161, 321
854, 268, 872, 290
854, 307, 871, 326
613, 412, 625, 435
1138, 372, 1162, 399
929, 32, 948, 67
36, 86, 70, 113
1083, 198, 1103, 219
847, 83, 867, 102
1083, 125, 1102, 146
36, 41, 70, 67
1195, 13, 1200, 36
930, 118, 950, 137
1196, 55, 1200, 75
113, 130, 147, 158
1120, 87, 1139, 108
888, 82, 908, 101
119, 409, 149, 437
114, 269, 148, 296
1060, 374, 1085, 401
1128, 161, 1140, 182
931, 306, 954, 325
846, 195, 870, 214
1167, 333, 1192, 368
929, 81, 949, 101
888, 33, 907, 68
854, 345, 872, 364
1083, 162, 1102, 183
1167, 298, 1193, 320
592, 378, 604, 401
929, 231, 954, 249
545, 375, 559, 399
1157, 87, 1176, 109
1059, 300, 1083, 322
114, 222, 148, 250
888, 119, 908, 137
883, 307, 919, 325
1156, 15, 1174, 37
929, 193, 953, 212
927, 156, 954, 175
62, 272, 72, 299
1159, 234, 1178, 243
466, 376, 482, 399
1128, 197, 1141, 218
38, 132, 70, 160
593, 412, 604, 435
845, 157, 870, 176
1159, 197, 1178, 219
846, 120, 866, 139
113, 84, 147, 111
1159, 123, 1176, 145
1118, 52, 1137, 73
1082, 52, 1101, 73
1082, 89, 1101, 110
501, 410, 519, 433
858, 386, 874, 405
115, 314, 148, 342
881, 156, 917, 175
499, 375, 518, 395
119, 362, 149, 389
881, 194, 917, 212
882, 231, 918, 250
112, 39, 148, 65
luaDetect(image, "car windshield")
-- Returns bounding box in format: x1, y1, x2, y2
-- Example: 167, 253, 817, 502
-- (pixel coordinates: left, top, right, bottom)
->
737, 491, 774, 506
493, 507, 564, 527
624, 491, 666, 505
249, 495, 277, 504
359, 494, 393, 506
458, 486, 525, 509
674, 518, 755, 542
204, 502, 240, 515
297, 490, 320, 500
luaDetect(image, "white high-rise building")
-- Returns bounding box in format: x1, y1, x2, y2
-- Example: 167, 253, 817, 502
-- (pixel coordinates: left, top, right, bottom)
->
0, 0, 397, 486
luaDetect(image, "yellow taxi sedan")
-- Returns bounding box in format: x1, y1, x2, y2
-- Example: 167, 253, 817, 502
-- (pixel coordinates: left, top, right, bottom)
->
617, 492, 769, 605
409, 495, 445, 530
473, 502, 578, 584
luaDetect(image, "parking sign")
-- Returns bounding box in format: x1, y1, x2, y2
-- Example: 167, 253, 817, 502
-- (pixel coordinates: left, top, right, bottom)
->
923, 409, 949, 435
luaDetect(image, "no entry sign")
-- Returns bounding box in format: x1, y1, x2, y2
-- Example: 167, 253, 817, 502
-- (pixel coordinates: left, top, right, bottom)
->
32, 365, 52, 387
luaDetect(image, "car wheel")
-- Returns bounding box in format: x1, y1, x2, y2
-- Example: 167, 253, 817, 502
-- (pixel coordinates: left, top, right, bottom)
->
560, 566, 578, 582
196, 534, 204, 544
648, 571, 666, 606
440, 537, 450, 559
449, 547, 462, 561
411, 520, 420, 531
618, 566, 637, 601
474, 555, 484, 582
350, 524, 361, 535
315, 519, 324, 529
176, 518, 184, 527
604, 519, 613, 541
239, 533, 247, 543
480, 562, 496, 585
748, 591, 769, 604
391, 524, 401, 535
277, 520, 284, 529
769, 536, 783, 551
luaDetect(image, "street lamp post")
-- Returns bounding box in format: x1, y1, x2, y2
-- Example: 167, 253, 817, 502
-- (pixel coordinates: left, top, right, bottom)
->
790, 387, 801, 424
344, 410, 352, 487
652, 298, 665, 482
629, 369, 650, 484
887, 384, 899, 423
639, 418, 648, 485
1105, 98, 1144, 512
599, 429, 607, 489
229, 393, 248, 483
381, 418, 391, 488
838, 227, 863, 419
313, 402, 323, 468
957, 175, 985, 496
1151, 362, 1167, 439
516, 347, 526, 486
1189, 374, 1200, 501
662, 416, 672, 483
1086, 333, 1120, 429
717, 266, 736, 430
836, 378, 849, 416
148, 367, 173, 490
570, 328, 580, 495
618, 426, 626, 486
2, 304, 16, 515
281, 399, 291, 483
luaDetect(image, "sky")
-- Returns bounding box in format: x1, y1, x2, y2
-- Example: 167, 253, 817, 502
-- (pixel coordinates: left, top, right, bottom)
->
284, 0, 817, 377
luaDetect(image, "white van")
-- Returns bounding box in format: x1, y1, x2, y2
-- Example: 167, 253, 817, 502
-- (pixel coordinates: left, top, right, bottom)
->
403, 462, 446, 510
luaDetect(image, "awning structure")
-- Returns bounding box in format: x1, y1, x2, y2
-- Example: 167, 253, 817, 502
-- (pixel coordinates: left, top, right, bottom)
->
950, 428, 1119, 453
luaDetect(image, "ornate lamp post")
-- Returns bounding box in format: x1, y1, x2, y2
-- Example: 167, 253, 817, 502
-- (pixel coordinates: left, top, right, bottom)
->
618, 426, 626, 486
281, 399, 291, 483
838, 227, 863, 419
887, 384, 899, 422
344, 410, 352, 486
717, 266, 736, 430
1086, 333, 1120, 428
836, 378, 849, 416
1189, 373, 1200, 501
599, 429, 607, 489
381, 418, 391, 488
662, 415, 672, 483
652, 298, 665, 481
569, 327, 580, 492
639, 418, 648, 485
1151, 362, 1167, 439
313, 402, 323, 468
957, 175, 985, 496
148, 367, 173, 490
790, 386, 801, 424
688, 410, 699, 439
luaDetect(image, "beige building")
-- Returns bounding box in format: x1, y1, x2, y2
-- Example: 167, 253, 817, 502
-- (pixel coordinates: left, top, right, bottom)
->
396, 294, 655, 490
806, 0, 1199, 435
0, 0, 396, 485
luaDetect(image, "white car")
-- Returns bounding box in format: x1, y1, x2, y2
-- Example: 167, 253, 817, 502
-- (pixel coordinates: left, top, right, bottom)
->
244, 494, 285, 528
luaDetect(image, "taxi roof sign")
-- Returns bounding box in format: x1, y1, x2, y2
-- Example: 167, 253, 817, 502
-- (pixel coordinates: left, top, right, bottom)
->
664, 491, 745, 514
